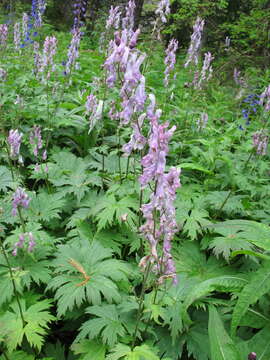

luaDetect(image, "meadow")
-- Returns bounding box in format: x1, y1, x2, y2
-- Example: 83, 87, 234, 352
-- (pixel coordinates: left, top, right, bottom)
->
0, 1, 270, 359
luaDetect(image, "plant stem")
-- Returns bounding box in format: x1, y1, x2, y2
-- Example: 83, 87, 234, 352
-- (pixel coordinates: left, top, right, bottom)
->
2, 350, 10, 360
0, 241, 26, 326
131, 262, 151, 349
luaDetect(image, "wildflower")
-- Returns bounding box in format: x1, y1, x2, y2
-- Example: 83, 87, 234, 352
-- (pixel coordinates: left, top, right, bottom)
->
0, 24, 8, 48
195, 52, 214, 89
164, 38, 178, 87
259, 85, 270, 111
233, 68, 246, 87
139, 97, 180, 284
12, 232, 36, 256
14, 22, 21, 50
22, 13, 28, 40
12, 188, 30, 216
155, 0, 170, 23
252, 130, 268, 155
33, 41, 42, 75
8, 129, 23, 158
65, 28, 81, 75
106, 6, 121, 30
184, 17, 204, 68
122, 0, 136, 33
73, 0, 88, 29
29, 125, 43, 156
28, 232, 36, 252
197, 112, 208, 131
248, 352, 257, 360
39, 35, 57, 79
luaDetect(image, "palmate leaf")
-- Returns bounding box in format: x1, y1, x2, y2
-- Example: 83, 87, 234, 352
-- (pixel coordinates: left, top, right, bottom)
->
182, 208, 211, 240
0, 165, 15, 191
208, 236, 252, 261
76, 305, 127, 347
90, 193, 138, 230
231, 261, 270, 337
27, 192, 66, 222
185, 321, 210, 360
0, 351, 35, 360
0, 299, 55, 352
47, 241, 130, 316
107, 343, 160, 360
208, 306, 241, 360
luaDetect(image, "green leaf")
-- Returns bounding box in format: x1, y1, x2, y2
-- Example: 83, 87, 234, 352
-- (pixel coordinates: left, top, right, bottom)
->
231, 261, 270, 337
107, 343, 160, 360
27, 192, 66, 222
178, 162, 213, 174
0, 166, 15, 191
0, 299, 55, 352
208, 306, 241, 360
182, 209, 211, 240
71, 339, 106, 360
47, 241, 129, 316
0, 351, 35, 360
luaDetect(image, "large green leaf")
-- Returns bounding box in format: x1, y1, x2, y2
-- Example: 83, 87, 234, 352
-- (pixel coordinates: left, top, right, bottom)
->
208, 306, 241, 360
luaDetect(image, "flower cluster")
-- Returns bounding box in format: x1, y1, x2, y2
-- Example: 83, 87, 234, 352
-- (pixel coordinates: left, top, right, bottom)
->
85, 93, 103, 132
33, 41, 42, 75
73, 0, 87, 29
259, 85, 270, 111
65, 28, 81, 75
197, 112, 208, 131
106, 6, 121, 30
39, 35, 57, 79
11, 187, 30, 216
164, 39, 178, 87
29, 125, 47, 172
13, 22, 21, 50
8, 129, 23, 159
139, 94, 180, 284
194, 51, 214, 89
252, 130, 268, 156
241, 94, 260, 126
122, 0, 136, 34
155, 0, 170, 23
32, 0, 47, 28
12, 232, 36, 256
185, 17, 204, 68
0, 24, 8, 48
233, 68, 246, 87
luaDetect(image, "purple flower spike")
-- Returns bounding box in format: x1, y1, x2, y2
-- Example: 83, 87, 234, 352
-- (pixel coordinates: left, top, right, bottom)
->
30, 125, 43, 157
155, 0, 170, 23
164, 38, 178, 87
28, 232, 36, 252
106, 6, 121, 30
252, 130, 269, 155
185, 17, 204, 68
8, 129, 23, 158
0, 24, 8, 48
12, 188, 30, 216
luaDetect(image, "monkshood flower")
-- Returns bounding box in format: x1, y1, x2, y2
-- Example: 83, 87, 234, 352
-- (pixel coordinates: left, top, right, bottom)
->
0, 24, 8, 48
29, 125, 43, 156
73, 0, 87, 29
86, 93, 103, 133
241, 94, 260, 125
248, 352, 257, 360
184, 17, 204, 68
65, 28, 81, 75
39, 35, 57, 79
155, 0, 170, 23
139, 95, 180, 284
164, 38, 178, 87
22, 13, 28, 40
197, 112, 208, 131
122, 113, 146, 155
252, 130, 268, 155
259, 85, 270, 111
36, 0, 47, 28
14, 22, 21, 50
8, 129, 23, 158
106, 6, 121, 30
12, 188, 30, 216
195, 51, 214, 89
12, 232, 36, 256
33, 41, 42, 75
122, 0, 136, 33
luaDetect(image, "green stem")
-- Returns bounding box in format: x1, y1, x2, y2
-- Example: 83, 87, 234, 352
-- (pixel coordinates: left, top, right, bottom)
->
0, 241, 25, 327
17, 207, 26, 233
2, 350, 10, 360
131, 262, 152, 350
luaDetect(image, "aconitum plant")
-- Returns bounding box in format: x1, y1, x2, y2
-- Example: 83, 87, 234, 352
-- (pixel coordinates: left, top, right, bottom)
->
39, 35, 57, 79
155, 0, 170, 23
11, 188, 30, 216
12, 232, 36, 256
8, 129, 23, 158
106, 6, 121, 30
252, 130, 269, 155
164, 38, 178, 87
65, 27, 81, 75
0, 24, 8, 48
184, 17, 204, 68
13, 22, 21, 50
73, 0, 87, 29
139, 94, 180, 284
259, 84, 270, 111
195, 51, 214, 89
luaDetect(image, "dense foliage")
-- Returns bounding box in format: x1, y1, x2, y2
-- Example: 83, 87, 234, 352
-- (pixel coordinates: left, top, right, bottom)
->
0, 0, 270, 359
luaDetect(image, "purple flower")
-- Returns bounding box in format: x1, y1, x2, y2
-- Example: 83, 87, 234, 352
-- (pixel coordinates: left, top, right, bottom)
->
248, 352, 256, 360
28, 232, 36, 252
233, 68, 246, 87
106, 6, 121, 30
195, 52, 214, 89
164, 38, 178, 87
0, 24, 8, 48
197, 112, 208, 131
122, 0, 136, 33
14, 22, 21, 50
12, 188, 30, 216
12, 232, 36, 256
8, 129, 23, 158
259, 85, 270, 111
155, 0, 170, 23
184, 17, 204, 68
252, 130, 268, 155
39, 35, 57, 79
29, 125, 43, 157
65, 28, 81, 75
